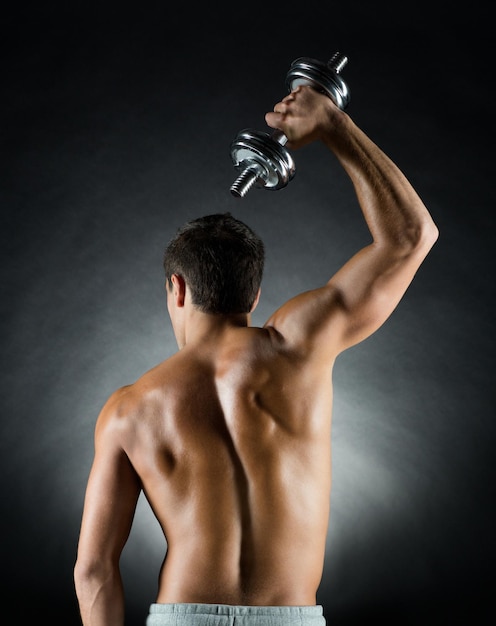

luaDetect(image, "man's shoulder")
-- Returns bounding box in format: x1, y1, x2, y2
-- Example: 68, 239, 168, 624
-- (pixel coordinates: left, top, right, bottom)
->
112, 353, 194, 409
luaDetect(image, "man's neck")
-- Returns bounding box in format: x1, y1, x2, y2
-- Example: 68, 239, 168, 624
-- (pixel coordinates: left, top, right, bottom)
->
180, 307, 252, 349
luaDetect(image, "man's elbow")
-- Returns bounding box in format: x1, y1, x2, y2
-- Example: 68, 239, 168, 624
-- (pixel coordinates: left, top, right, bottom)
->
416, 216, 439, 254
74, 558, 91, 598
399, 215, 439, 257
74, 556, 109, 599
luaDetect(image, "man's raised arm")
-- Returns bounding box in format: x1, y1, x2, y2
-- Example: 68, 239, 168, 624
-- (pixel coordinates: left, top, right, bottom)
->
265, 85, 438, 353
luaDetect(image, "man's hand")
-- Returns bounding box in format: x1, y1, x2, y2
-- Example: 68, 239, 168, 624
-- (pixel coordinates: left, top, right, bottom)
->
265, 85, 344, 150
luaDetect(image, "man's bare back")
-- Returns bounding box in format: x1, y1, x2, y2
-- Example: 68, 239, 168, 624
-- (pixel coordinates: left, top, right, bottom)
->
114, 324, 332, 605
74, 84, 438, 626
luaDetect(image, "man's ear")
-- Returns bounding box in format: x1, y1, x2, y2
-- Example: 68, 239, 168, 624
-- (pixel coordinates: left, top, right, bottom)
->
170, 274, 186, 307
250, 288, 261, 313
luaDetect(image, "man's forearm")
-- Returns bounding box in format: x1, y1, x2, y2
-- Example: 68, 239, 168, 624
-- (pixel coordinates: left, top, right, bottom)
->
323, 114, 437, 249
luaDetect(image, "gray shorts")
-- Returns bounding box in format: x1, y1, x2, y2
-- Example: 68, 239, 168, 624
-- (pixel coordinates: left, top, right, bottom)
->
146, 603, 326, 625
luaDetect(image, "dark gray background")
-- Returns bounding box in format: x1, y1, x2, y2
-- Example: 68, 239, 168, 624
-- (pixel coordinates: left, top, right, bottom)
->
1, 2, 494, 624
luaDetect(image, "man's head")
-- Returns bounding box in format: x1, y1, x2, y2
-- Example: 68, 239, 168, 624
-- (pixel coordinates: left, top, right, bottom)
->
163, 213, 265, 315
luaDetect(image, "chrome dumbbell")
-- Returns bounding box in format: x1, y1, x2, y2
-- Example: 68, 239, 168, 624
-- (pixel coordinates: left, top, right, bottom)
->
230, 52, 350, 198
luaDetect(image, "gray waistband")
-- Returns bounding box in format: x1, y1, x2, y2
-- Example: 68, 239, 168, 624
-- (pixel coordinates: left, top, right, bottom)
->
148, 603, 324, 617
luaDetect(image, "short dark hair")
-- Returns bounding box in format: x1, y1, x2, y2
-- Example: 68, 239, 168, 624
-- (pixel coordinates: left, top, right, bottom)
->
163, 213, 265, 314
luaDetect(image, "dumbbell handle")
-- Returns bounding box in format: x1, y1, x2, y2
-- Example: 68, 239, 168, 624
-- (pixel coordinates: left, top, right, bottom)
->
271, 130, 288, 145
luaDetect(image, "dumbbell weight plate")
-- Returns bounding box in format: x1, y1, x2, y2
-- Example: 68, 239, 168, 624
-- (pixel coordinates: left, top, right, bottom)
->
230, 129, 296, 190
286, 57, 350, 109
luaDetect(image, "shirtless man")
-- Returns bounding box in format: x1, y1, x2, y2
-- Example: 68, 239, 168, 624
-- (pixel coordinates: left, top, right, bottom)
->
74, 84, 439, 626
